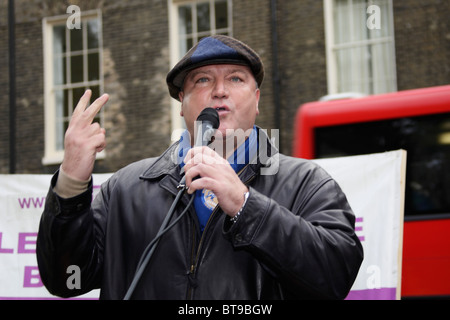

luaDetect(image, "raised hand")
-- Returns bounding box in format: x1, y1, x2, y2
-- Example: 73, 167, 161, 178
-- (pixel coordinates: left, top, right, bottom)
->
61, 89, 109, 181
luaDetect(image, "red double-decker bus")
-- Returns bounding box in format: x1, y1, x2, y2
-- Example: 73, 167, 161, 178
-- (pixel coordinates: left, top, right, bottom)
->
293, 85, 450, 299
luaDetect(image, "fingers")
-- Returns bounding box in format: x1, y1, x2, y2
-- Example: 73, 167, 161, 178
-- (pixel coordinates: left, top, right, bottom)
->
66, 90, 109, 141
72, 89, 109, 125
184, 146, 223, 164
183, 147, 226, 175
60, 91, 108, 182
183, 147, 231, 194
72, 89, 92, 117
93, 128, 107, 153
86, 93, 109, 122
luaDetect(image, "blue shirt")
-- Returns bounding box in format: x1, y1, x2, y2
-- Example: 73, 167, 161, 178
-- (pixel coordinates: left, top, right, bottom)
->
178, 126, 258, 232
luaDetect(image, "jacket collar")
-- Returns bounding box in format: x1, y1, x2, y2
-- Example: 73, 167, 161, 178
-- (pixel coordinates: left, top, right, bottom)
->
139, 126, 279, 184
140, 141, 181, 181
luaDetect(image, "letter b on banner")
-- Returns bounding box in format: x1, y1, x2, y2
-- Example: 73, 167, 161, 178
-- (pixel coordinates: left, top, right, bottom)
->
23, 266, 43, 287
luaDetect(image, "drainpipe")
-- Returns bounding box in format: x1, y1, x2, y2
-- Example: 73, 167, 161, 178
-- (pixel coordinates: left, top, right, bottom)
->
8, 0, 16, 174
270, 0, 281, 152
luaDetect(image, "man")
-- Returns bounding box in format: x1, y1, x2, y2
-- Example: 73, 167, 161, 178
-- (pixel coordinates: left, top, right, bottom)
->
37, 35, 363, 299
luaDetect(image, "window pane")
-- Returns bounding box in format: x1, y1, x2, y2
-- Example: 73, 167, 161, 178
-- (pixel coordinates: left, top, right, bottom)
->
70, 55, 84, 83
53, 56, 66, 85
55, 121, 64, 151
63, 89, 70, 118
215, 0, 228, 29
335, 48, 355, 92
335, 0, 367, 43
87, 19, 99, 49
180, 37, 193, 57
53, 25, 66, 54
368, 0, 393, 39
371, 42, 396, 94
72, 87, 85, 112
178, 5, 193, 35
90, 86, 101, 123
197, 2, 211, 33
336, 46, 371, 94
315, 114, 450, 217
55, 89, 64, 121
88, 52, 99, 81
70, 27, 83, 52
331, 0, 396, 95
90, 85, 100, 101
54, 89, 66, 151
333, 0, 351, 44
352, 0, 369, 42
333, 0, 395, 42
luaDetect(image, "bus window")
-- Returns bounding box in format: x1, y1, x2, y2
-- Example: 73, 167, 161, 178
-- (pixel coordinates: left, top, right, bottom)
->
314, 113, 450, 217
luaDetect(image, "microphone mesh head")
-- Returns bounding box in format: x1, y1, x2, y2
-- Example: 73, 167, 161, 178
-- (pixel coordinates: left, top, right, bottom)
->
197, 108, 220, 129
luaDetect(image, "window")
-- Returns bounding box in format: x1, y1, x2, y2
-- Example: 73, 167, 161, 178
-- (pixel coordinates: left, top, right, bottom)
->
176, 0, 232, 57
169, 0, 232, 140
315, 113, 450, 217
324, 0, 397, 96
42, 10, 103, 165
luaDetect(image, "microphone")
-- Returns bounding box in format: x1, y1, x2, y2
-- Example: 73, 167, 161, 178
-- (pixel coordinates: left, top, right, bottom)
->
194, 107, 220, 147
177, 108, 220, 189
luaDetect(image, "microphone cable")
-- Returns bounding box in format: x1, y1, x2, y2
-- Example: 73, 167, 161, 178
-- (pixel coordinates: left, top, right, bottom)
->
123, 108, 219, 299
123, 185, 194, 300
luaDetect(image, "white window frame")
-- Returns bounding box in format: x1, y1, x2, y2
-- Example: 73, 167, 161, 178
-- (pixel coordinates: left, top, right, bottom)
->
42, 10, 104, 165
323, 0, 397, 96
168, 0, 233, 142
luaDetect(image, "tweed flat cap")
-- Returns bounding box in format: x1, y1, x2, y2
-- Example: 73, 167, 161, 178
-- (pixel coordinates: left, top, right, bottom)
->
167, 35, 264, 101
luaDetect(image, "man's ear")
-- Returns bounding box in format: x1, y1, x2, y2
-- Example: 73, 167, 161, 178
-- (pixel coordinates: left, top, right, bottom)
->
255, 88, 260, 115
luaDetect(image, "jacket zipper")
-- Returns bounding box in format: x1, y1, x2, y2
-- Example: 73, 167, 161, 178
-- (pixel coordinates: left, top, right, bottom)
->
186, 218, 197, 300
186, 204, 220, 299
186, 167, 256, 299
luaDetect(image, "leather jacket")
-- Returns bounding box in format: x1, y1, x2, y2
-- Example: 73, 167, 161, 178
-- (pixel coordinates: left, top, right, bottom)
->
37, 128, 363, 299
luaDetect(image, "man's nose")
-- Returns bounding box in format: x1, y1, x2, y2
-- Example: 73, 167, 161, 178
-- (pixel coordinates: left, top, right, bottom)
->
212, 79, 228, 99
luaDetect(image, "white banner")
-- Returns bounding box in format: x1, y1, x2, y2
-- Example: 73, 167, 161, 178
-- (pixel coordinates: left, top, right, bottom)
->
0, 173, 112, 299
314, 150, 406, 300
0, 150, 405, 299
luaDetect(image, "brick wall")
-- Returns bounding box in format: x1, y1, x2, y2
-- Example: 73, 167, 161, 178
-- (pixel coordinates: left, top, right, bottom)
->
233, 0, 327, 154
98, 0, 171, 173
394, 0, 450, 91
0, 7, 9, 173
233, 0, 274, 129
1, 0, 449, 174
1, 0, 171, 174
273, 0, 328, 154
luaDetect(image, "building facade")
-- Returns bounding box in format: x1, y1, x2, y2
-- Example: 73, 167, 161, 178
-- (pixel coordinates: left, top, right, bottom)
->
1, 0, 449, 174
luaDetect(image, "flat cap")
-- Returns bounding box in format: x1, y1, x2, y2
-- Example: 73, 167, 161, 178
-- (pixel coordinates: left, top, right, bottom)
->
166, 35, 264, 101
